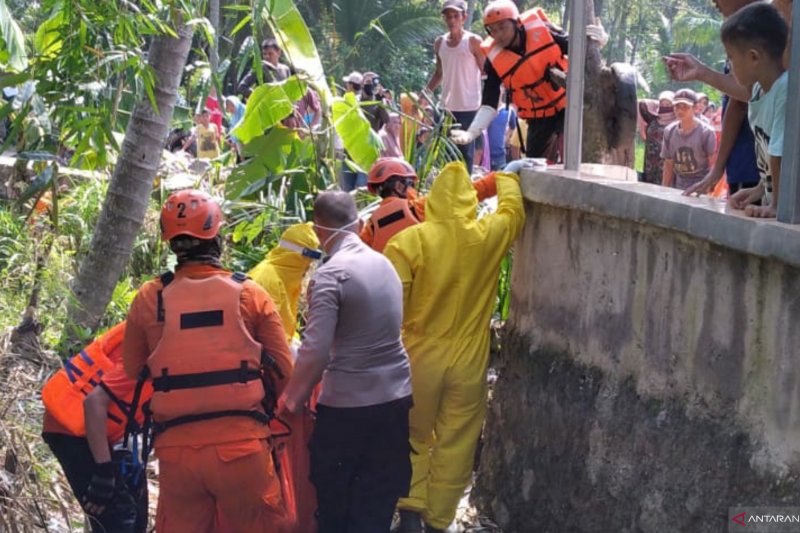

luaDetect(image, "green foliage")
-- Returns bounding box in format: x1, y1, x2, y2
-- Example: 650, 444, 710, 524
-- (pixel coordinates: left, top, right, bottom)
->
233, 76, 307, 144
4, 0, 180, 168
332, 92, 382, 171
599, 0, 726, 101
257, 0, 332, 102
0, 176, 164, 341
0, 0, 27, 71
227, 127, 306, 199
495, 251, 513, 321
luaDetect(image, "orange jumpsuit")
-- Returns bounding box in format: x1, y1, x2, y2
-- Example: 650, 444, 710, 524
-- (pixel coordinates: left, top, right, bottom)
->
123, 264, 294, 533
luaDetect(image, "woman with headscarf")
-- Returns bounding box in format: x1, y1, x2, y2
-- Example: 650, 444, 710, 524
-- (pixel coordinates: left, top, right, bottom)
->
639, 91, 676, 185
225, 96, 246, 156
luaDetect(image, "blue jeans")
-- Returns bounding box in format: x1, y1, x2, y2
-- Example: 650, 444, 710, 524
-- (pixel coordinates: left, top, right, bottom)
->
450, 110, 478, 175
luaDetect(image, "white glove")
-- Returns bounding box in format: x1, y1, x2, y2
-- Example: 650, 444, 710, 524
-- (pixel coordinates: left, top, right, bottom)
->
450, 105, 497, 145
586, 18, 608, 48
503, 158, 547, 175
451, 129, 478, 145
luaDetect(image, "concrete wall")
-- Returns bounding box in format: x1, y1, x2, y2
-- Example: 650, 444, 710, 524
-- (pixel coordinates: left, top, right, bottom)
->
475, 167, 800, 532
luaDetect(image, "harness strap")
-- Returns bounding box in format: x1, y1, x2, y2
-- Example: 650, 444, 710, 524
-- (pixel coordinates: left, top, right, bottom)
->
153, 362, 260, 392
123, 366, 151, 448
152, 409, 270, 435
157, 271, 175, 323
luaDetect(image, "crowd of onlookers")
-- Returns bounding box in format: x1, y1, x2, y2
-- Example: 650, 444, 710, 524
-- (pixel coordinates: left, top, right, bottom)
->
170, 0, 793, 223
638, 88, 722, 191
642, 0, 791, 221
169, 38, 323, 163
170, 0, 542, 193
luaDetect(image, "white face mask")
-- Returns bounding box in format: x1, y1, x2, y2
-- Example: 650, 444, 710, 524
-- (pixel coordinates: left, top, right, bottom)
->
315, 219, 359, 250
278, 239, 323, 260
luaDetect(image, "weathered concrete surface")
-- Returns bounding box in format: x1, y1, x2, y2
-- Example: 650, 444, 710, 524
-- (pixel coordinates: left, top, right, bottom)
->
475, 169, 800, 532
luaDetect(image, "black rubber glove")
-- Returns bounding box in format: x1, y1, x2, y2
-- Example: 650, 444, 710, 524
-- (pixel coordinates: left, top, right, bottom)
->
82, 462, 115, 515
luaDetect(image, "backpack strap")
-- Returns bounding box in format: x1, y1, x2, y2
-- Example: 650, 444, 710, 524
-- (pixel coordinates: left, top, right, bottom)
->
156, 271, 175, 323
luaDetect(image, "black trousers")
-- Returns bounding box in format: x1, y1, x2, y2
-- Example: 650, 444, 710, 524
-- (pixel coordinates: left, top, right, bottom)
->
526, 109, 565, 159
310, 396, 412, 533
43, 433, 147, 533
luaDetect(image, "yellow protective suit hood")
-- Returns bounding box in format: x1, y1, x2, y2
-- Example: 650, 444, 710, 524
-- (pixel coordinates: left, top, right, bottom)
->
249, 222, 319, 340
383, 161, 524, 529
423, 162, 478, 224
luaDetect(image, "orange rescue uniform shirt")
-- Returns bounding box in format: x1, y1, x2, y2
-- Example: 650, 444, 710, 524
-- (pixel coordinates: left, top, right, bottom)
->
122, 264, 293, 449
360, 173, 498, 247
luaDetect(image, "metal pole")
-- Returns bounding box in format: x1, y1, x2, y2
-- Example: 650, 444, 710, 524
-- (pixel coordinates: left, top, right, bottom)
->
777, 6, 800, 223
564, 0, 587, 171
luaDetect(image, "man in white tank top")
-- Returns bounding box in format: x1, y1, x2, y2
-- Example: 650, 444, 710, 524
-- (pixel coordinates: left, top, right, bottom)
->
425, 0, 484, 174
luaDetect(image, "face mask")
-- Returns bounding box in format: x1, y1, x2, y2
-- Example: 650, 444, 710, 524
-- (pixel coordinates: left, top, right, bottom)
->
279, 239, 323, 260
363, 84, 374, 96
315, 219, 359, 250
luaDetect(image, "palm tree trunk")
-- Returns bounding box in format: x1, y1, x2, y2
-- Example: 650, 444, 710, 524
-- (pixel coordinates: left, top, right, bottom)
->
67, 22, 193, 330
210, 0, 220, 71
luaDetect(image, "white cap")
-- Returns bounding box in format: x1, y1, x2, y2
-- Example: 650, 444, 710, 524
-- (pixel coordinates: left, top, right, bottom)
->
342, 71, 363, 85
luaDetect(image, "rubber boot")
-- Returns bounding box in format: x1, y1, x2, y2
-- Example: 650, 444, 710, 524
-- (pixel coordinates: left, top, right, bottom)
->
395, 510, 423, 533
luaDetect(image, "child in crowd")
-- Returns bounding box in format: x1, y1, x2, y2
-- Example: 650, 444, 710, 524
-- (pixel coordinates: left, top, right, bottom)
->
661, 89, 717, 190
722, 2, 788, 218
182, 109, 220, 160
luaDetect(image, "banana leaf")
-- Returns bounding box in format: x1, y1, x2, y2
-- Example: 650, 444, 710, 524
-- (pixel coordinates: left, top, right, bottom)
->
332, 92, 381, 172
226, 127, 301, 200
258, 0, 331, 104
34, 10, 64, 59
0, 0, 27, 71
232, 75, 306, 144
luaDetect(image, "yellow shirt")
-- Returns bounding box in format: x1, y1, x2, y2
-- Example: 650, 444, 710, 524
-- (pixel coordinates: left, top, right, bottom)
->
196, 123, 220, 159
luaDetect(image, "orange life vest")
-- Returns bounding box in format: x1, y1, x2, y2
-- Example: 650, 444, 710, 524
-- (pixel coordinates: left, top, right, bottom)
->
41, 322, 152, 443
369, 197, 422, 252
481, 8, 569, 119
147, 272, 268, 435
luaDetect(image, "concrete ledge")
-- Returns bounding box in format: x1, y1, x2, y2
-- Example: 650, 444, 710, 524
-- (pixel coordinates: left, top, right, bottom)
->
520, 166, 800, 269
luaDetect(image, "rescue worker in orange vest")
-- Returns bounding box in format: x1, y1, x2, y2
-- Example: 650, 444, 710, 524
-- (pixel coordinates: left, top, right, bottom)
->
450, 0, 607, 160
122, 190, 294, 533
361, 157, 498, 252
42, 322, 152, 533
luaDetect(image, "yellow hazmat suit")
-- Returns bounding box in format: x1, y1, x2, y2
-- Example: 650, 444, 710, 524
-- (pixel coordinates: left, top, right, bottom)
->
249, 222, 320, 340
383, 162, 525, 529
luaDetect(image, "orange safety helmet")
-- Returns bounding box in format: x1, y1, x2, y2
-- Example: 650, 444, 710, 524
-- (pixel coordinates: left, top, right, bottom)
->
367, 157, 418, 194
483, 0, 520, 26
160, 189, 223, 241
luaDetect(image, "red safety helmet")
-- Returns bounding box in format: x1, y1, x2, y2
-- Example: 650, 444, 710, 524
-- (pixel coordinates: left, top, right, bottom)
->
483, 0, 520, 26
160, 189, 223, 241
367, 157, 418, 194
